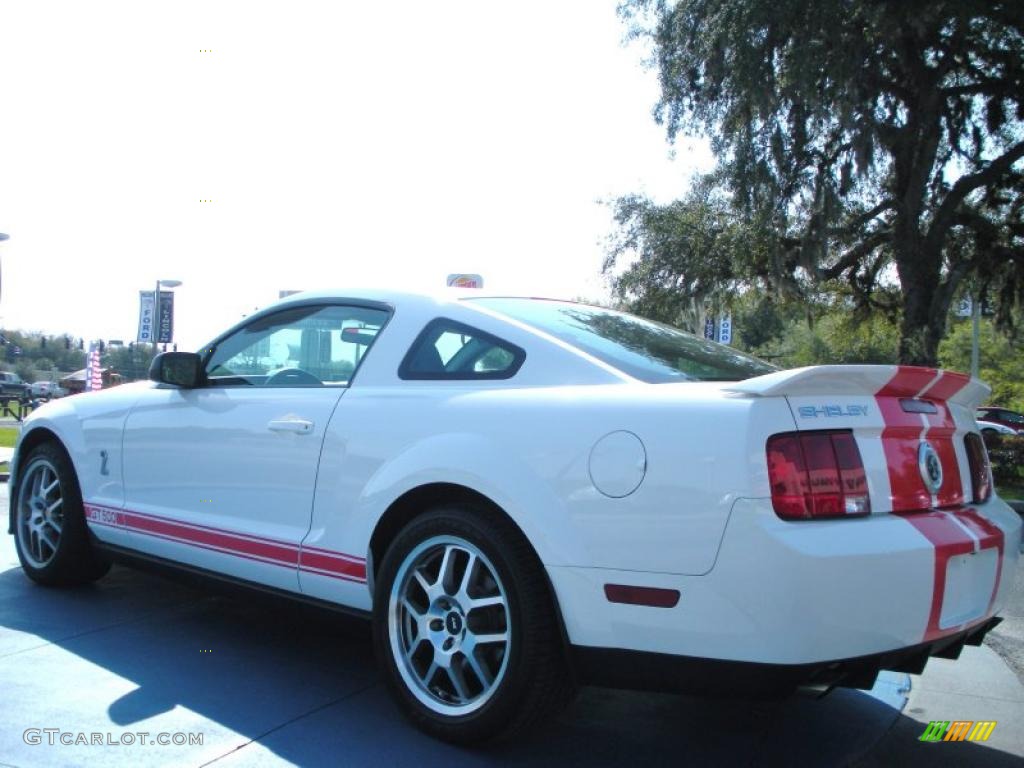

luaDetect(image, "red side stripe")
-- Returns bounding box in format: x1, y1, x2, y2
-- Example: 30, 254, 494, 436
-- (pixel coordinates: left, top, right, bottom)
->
300, 544, 366, 563
296, 564, 367, 584
85, 503, 367, 582
128, 508, 316, 548
130, 528, 303, 571
122, 511, 301, 566
298, 550, 367, 580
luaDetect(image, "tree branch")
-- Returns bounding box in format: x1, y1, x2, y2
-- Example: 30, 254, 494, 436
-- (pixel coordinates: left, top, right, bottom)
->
926, 140, 1024, 253
942, 79, 1020, 98
819, 229, 891, 280
826, 199, 895, 236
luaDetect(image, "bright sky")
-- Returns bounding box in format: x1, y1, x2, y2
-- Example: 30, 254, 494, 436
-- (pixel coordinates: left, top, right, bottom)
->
0, 0, 711, 351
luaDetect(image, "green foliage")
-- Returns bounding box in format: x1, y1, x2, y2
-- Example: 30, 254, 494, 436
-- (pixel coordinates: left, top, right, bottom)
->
102, 344, 157, 382
727, 293, 901, 368
13, 361, 36, 382
615, 0, 1024, 365
983, 433, 1024, 496
939, 319, 1024, 411
732, 293, 797, 351
0, 330, 86, 376
0, 427, 18, 448
605, 178, 782, 332
0, 330, 158, 383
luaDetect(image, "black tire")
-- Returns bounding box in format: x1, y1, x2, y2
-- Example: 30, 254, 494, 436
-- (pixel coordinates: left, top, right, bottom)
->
13, 442, 111, 586
372, 505, 576, 744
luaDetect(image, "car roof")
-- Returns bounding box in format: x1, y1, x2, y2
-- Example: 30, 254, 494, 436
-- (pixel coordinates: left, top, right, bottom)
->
271, 288, 589, 311
201, 289, 603, 356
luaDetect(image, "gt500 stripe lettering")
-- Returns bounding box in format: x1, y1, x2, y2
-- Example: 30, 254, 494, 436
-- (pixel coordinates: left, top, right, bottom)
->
84, 503, 366, 583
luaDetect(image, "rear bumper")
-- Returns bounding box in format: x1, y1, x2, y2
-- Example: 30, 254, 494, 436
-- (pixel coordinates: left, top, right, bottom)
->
548, 496, 1021, 667
571, 616, 1002, 696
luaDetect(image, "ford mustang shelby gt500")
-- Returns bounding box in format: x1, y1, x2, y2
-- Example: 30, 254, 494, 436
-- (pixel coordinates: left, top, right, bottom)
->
8, 290, 1021, 743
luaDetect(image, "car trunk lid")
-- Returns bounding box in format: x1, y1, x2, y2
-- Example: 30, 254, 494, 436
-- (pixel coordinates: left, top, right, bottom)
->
726, 365, 990, 514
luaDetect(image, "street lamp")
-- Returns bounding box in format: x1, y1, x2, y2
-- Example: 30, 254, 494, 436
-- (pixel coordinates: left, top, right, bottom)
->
153, 279, 182, 356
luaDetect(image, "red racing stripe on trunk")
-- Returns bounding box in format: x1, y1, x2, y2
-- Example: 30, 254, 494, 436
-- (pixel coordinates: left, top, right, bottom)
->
919, 372, 970, 507
875, 367, 938, 511
920, 370, 971, 402
876, 369, 995, 643
897, 511, 975, 642
875, 366, 939, 399
957, 507, 1006, 616
897, 507, 1004, 642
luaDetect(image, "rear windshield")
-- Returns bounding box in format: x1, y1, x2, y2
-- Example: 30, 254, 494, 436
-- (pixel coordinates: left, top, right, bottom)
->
468, 298, 777, 383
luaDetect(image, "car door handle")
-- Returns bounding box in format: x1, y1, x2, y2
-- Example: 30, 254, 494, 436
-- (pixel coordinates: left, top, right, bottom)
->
267, 419, 314, 435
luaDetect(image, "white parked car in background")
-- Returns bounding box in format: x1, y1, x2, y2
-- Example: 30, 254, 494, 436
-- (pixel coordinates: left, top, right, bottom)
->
976, 419, 1020, 437
29, 381, 65, 400
7, 289, 1021, 743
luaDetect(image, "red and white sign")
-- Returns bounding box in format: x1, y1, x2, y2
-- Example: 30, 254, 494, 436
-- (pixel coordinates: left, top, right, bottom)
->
446, 274, 484, 289
86, 343, 102, 392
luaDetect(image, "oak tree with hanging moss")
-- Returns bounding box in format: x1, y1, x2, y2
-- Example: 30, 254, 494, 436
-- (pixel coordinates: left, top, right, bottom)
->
610, 0, 1024, 364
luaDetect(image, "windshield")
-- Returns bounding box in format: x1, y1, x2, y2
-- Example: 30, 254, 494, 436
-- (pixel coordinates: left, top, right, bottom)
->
998, 411, 1024, 425
468, 298, 777, 383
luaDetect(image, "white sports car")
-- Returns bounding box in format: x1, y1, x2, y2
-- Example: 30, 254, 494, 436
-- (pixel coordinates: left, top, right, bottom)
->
8, 290, 1021, 743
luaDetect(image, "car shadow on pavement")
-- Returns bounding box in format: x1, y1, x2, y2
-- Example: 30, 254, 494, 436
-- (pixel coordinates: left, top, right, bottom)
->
0, 562, 1020, 768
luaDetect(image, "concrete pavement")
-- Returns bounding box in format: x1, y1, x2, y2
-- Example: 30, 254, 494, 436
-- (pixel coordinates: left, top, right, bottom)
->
1, 479, 1022, 767
0, 446, 13, 483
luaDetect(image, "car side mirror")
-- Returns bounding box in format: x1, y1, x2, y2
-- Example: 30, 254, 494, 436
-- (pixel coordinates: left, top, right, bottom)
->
149, 352, 204, 388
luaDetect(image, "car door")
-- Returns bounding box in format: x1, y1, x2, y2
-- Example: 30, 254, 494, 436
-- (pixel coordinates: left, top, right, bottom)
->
120, 301, 390, 592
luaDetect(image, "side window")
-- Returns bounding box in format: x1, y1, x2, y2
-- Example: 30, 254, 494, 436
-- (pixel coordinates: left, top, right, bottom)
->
399, 318, 525, 380
204, 304, 390, 387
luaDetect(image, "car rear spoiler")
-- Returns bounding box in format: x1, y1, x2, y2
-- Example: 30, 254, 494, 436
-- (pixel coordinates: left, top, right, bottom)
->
725, 365, 991, 411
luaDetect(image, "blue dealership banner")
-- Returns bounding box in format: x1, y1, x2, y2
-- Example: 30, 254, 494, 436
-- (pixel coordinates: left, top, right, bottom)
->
137, 291, 154, 343
137, 291, 174, 343
717, 313, 732, 345
157, 290, 174, 343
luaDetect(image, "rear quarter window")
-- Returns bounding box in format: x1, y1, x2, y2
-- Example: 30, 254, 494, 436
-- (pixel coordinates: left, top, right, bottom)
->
399, 318, 525, 380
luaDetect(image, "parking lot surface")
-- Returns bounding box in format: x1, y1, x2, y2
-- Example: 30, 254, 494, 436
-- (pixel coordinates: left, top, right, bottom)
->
2, 481, 1023, 767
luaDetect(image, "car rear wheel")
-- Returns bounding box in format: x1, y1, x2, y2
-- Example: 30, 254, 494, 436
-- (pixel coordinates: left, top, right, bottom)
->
373, 505, 575, 743
14, 443, 110, 586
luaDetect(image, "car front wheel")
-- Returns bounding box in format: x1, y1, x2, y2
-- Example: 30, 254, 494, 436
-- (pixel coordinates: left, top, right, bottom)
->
14, 443, 111, 586
373, 505, 575, 743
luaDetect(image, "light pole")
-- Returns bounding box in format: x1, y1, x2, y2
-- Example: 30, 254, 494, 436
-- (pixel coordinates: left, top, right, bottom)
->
970, 292, 981, 380
153, 279, 182, 356
0, 232, 9, 304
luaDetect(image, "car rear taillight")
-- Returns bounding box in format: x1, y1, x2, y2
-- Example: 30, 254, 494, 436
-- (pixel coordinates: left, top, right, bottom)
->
766, 430, 871, 520
964, 432, 992, 503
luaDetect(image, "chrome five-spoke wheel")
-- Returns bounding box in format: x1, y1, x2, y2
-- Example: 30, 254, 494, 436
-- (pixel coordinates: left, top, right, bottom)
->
375, 506, 575, 742
388, 536, 511, 715
14, 443, 110, 586
16, 457, 65, 568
